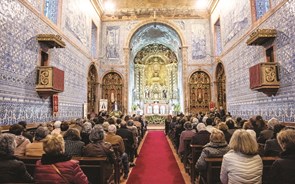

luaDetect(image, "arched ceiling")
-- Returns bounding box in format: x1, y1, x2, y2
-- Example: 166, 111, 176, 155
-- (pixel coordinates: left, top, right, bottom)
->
130, 23, 181, 56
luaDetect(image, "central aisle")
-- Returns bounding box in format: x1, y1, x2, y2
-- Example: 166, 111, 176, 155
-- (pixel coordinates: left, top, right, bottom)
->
126, 131, 185, 184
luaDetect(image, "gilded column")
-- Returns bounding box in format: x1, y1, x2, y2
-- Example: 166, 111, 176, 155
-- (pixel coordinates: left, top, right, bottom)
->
123, 47, 130, 114
181, 46, 188, 113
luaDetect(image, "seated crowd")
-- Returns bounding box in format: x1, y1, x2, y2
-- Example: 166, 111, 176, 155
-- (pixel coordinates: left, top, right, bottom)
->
0, 112, 147, 183
166, 108, 295, 184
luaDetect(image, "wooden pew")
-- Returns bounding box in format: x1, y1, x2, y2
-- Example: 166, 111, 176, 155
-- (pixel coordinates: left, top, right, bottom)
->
182, 138, 192, 173
18, 156, 112, 184
188, 144, 204, 184
201, 156, 278, 184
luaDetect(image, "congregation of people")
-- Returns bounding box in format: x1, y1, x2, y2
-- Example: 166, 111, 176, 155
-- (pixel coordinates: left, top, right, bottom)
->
166, 107, 295, 184
0, 112, 147, 183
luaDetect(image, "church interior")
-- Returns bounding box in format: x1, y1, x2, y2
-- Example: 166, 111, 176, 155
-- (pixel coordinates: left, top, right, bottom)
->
0, 0, 295, 183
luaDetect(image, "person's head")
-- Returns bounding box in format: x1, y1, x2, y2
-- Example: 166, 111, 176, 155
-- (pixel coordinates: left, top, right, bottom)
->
277, 129, 295, 151
196, 123, 206, 132
35, 126, 50, 141
184, 122, 193, 130
9, 124, 24, 135
210, 129, 226, 143
267, 117, 280, 130
108, 124, 117, 133
47, 122, 54, 132
60, 121, 69, 132
225, 118, 236, 129
18, 121, 27, 129
127, 120, 134, 127
82, 122, 93, 134
89, 125, 104, 142
242, 120, 254, 130
273, 124, 286, 138
229, 129, 258, 155
63, 128, 81, 141
191, 117, 199, 124
102, 121, 110, 132
218, 122, 229, 132
120, 121, 127, 128
43, 134, 65, 155
206, 118, 213, 126
0, 133, 16, 156
54, 121, 62, 129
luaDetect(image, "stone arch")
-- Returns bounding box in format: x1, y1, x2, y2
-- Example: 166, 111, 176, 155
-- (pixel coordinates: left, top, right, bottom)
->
126, 19, 186, 113
188, 70, 211, 114
125, 19, 187, 48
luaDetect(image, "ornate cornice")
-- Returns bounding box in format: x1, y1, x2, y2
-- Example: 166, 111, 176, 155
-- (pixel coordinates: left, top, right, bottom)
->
246, 29, 277, 45
36, 34, 66, 48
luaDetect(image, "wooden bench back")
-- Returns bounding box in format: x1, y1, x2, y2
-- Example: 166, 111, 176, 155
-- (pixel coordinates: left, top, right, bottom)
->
202, 156, 278, 184
190, 144, 204, 183
18, 156, 109, 184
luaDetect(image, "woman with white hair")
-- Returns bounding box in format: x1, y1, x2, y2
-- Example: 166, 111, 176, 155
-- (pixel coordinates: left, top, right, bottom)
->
220, 129, 262, 184
0, 133, 34, 183
191, 123, 211, 145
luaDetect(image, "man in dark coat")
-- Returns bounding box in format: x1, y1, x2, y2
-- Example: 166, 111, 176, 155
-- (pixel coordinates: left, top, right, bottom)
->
116, 121, 135, 164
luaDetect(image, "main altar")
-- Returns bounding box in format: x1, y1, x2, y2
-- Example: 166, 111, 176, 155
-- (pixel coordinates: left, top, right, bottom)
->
131, 44, 180, 115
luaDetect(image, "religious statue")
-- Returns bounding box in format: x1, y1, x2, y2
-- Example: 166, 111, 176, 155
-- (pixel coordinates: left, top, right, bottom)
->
162, 89, 167, 98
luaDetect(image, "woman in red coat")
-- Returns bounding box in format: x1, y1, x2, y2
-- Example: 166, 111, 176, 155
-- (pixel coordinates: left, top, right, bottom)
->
34, 134, 88, 184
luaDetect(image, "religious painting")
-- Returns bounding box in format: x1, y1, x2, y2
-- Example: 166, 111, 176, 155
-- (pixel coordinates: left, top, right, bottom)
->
189, 71, 211, 114
106, 26, 120, 59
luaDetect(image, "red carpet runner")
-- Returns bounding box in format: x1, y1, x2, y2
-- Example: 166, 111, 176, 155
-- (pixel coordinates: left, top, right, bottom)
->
126, 131, 185, 184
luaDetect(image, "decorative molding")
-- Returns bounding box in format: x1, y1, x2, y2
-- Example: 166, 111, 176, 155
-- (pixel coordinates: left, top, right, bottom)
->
36, 34, 66, 48
246, 29, 277, 45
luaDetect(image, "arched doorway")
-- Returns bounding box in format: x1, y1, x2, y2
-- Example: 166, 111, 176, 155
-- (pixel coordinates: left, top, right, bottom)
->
216, 62, 226, 110
101, 72, 123, 112
189, 71, 211, 114
87, 64, 98, 114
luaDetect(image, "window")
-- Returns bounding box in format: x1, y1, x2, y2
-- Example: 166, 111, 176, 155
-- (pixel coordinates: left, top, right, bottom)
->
254, 0, 270, 20
214, 19, 222, 56
91, 22, 98, 58
44, 0, 59, 24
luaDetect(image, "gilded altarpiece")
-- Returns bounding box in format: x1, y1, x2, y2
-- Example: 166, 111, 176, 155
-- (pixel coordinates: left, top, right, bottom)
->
133, 44, 179, 114
87, 65, 98, 113
102, 72, 123, 112
189, 71, 211, 114
216, 63, 226, 110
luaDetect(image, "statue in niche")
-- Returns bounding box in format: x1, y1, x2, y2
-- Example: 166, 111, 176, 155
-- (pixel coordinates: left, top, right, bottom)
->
145, 89, 150, 98
162, 90, 167, 99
